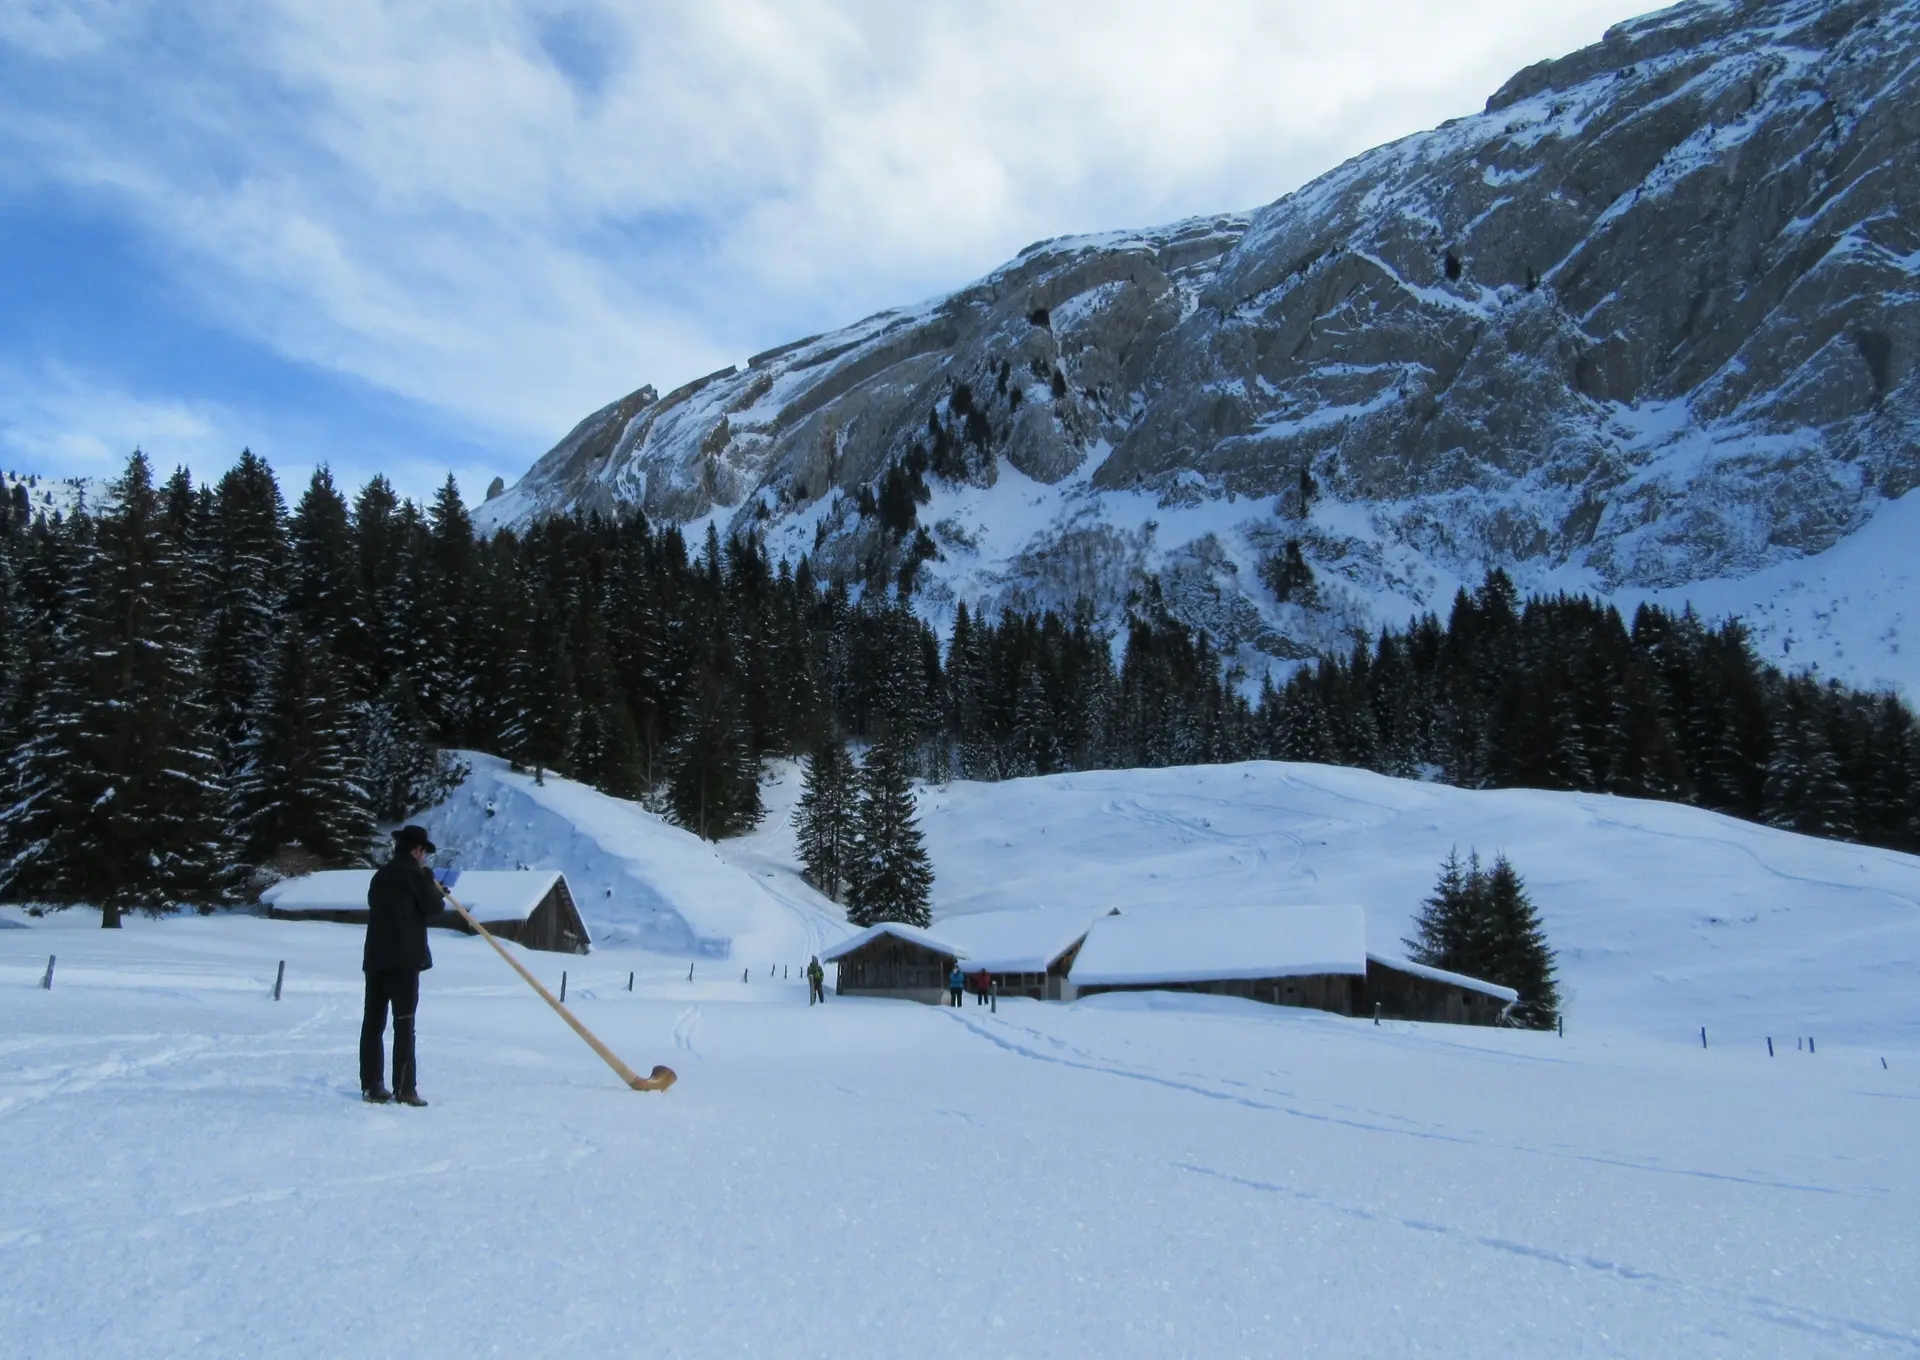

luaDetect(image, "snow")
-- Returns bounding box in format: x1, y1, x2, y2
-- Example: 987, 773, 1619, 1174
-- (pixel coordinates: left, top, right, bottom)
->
916, 761, 1920, 1049
818, 920, 963, 964
932, 906, 1102, 973
414, 752, 848, 963
262, 869, 566, 926
1367, 953, 1519, 1004
1626, 487, 1920, 699
5, 756, 1920, 1356
1069, 903, 1367, 987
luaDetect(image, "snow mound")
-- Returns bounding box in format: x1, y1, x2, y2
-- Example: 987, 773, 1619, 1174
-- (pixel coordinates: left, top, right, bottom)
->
416, 753, 843, 964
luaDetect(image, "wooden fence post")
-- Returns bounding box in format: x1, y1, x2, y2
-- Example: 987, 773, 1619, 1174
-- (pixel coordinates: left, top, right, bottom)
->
627, 971, 634, 992
41, 955, 55, 990
559, 971, 567, 1004
1700, 1026, 1708, 1049
1766, 1036, 1773, 1057
273, 960, 285, 1002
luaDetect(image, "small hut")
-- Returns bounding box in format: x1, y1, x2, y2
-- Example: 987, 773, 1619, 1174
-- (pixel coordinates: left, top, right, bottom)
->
262, 869, 591, 955
936, 907, 1100, 1000
820, 922, 965, 1003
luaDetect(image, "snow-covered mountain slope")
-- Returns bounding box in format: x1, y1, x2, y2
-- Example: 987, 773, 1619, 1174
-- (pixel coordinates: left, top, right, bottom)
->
414, 752, 847, 963
480, 0, 1920, 695
746, 757, 1920, 1047
2, 469, 94, 521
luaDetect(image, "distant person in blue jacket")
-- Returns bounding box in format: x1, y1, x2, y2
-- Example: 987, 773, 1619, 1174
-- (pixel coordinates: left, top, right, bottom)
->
948, 964, 964, 1007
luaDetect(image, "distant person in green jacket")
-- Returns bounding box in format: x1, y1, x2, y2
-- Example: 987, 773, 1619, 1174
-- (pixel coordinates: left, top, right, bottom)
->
806, 956, 825, 1005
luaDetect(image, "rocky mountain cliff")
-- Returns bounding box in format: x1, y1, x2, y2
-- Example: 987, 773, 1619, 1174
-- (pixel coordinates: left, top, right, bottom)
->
479, 0, 1920, 692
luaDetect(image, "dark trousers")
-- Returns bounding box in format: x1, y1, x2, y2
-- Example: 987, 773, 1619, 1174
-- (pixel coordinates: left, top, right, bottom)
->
809, 979, 824, 1005
949, 988, 962, 1007
361, 968, 421, 1095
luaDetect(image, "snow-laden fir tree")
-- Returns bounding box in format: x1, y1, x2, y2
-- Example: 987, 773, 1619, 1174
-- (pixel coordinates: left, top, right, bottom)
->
0, 452, 226, 923
664, 670, 762, 839
793, 735, 858, 901
286, 467, 360, 653
228, 632, 376, 872
204, 449, 287, 758
845, 733, 932, 928
362, 674, 466, 824
500, 593, 579, 784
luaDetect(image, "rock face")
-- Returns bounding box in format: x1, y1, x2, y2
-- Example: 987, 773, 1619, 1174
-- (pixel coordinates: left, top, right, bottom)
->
480, 0, 1920, 683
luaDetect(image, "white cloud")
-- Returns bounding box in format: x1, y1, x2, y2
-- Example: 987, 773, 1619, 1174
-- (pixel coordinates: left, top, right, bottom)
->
1, 0, 1631, 468
0, 363, 246, 479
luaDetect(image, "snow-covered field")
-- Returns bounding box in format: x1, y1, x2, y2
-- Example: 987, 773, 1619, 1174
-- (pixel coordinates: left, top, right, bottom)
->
4, 760, 1918, 1356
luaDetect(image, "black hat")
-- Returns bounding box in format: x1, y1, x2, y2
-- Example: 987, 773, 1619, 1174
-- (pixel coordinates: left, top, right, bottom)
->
392, 825, 437, 854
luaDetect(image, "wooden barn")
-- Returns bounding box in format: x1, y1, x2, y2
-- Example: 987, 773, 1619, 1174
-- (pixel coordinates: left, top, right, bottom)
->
937, 907, 1102, 1000
262, 869, 591, 955
1362, 954, 1516, 1025
820, 923, 965, 1004
1064, 903, 1509, 1026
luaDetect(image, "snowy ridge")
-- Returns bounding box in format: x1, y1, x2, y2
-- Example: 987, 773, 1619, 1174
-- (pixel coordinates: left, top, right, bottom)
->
415, 752, 847, 963
479, 0, 1920, 698
3, 469, 95, 521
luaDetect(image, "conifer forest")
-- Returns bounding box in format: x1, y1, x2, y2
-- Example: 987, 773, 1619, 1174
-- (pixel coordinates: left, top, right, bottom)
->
3, 449, 1917, 923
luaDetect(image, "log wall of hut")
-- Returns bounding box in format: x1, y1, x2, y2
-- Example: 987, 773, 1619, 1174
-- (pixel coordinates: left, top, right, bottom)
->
486, 880, 591, 955
1072, 973, 1365, 1015
834, 937, 957, 1005
1363, 960, 1509, 1026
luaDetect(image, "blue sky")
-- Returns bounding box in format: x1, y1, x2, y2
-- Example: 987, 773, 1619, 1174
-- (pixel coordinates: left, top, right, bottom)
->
0, 0, 1629, 507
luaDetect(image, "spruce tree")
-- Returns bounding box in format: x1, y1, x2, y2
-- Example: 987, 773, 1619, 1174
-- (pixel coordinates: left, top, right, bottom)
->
204, 449, 288, 757
287, 466, 360, 649
363, 674, 465, 824
845, 734, 933, 927
0, 453, 226, 922
229, 634, 376, 871
664, 671, 763, 839
793, 736, 858, 901
1405, 847, 1480, 973
1479, 855, 1561, 1029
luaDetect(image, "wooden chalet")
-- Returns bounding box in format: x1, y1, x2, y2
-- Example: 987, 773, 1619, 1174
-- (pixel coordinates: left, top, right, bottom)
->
262, 868, 591, 955
820, 922, 965, 1004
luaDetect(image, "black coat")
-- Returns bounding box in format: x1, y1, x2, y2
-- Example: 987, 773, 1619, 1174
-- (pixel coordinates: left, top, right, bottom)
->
364, 853, 445, 973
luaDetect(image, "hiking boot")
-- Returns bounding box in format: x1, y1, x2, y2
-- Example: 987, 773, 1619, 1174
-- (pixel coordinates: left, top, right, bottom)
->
395, 1091, 429, 1108
362, 1087, 394, 1104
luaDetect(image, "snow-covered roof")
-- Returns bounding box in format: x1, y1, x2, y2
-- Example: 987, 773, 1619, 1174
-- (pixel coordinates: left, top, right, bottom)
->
262, 869, 565, 924
934, 907, 1102, 974
819, 921, 966, 964
1069, 904, 1368, 988
1367, 953, 1519, 1004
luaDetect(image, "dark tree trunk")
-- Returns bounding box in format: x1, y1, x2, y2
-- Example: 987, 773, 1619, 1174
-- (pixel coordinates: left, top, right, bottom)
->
101, 904, 122, 928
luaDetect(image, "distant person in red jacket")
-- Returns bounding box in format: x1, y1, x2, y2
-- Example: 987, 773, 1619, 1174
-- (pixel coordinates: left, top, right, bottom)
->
971, 968, 991, 1005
